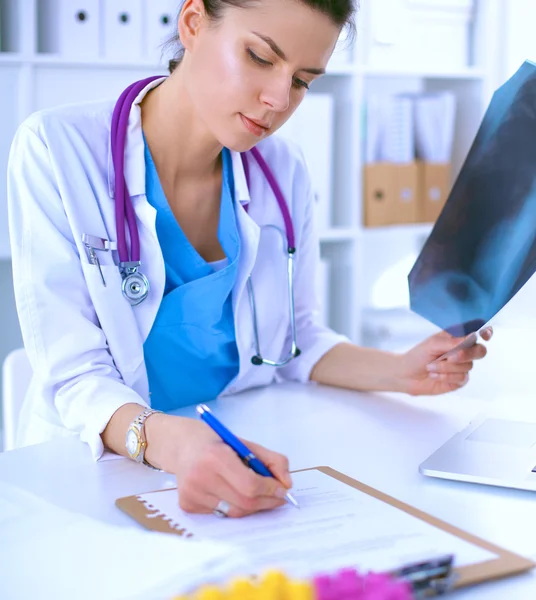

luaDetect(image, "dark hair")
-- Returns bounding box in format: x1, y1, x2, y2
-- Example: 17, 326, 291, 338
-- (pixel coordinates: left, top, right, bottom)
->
166, 0, 357, 73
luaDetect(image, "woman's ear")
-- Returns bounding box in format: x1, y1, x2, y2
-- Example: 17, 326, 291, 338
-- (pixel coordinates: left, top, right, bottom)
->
178, 0, 207, 53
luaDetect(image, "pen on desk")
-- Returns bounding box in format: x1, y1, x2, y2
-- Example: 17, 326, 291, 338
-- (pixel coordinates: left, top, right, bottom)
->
196, 404, 300, 509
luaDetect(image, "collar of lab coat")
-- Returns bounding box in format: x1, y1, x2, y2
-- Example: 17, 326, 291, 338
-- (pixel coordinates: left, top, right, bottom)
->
106, 77, 251, 207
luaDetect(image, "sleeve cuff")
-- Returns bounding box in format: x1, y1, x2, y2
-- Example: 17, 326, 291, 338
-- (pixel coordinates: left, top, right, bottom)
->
278, 327, 349, 383
73, 389, 150, 462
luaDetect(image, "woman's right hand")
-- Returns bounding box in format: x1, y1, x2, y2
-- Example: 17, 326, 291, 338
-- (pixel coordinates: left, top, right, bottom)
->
144, 413, 293, 518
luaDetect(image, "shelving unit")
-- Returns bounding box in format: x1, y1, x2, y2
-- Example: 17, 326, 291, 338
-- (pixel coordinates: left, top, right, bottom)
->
0, 0, 505, 346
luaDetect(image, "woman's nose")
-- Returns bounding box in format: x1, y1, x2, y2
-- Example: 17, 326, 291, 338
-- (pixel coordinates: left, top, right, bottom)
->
260, 76, 291, 113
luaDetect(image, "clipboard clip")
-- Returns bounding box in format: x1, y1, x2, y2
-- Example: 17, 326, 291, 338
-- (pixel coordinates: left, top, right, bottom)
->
390, 554, 457, 597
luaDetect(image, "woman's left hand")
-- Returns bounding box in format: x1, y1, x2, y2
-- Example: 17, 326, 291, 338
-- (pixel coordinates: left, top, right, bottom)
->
397, 326, 493, 396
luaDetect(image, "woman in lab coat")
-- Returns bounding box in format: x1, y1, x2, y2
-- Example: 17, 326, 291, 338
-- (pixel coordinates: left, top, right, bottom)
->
7, 0, 491, 518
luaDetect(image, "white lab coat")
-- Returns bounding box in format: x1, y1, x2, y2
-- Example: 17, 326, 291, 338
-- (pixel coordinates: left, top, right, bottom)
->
8, 78, 348, 460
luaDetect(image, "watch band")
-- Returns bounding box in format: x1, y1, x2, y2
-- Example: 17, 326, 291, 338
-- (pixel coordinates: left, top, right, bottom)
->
128, 408, 163, 471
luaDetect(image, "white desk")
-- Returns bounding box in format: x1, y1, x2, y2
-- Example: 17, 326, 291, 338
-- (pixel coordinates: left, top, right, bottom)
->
1, 379, 536, 598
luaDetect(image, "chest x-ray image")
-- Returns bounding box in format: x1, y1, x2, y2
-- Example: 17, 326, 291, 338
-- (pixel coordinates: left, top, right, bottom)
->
409, 60, 536, 337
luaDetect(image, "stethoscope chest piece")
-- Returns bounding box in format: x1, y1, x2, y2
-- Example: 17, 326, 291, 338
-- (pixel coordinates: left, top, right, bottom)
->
122, 270, 149, 306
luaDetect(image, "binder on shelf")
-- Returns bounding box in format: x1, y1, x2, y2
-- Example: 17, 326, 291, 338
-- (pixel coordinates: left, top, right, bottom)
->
276, 94, 334, 230
364, 162, 419, 227
0, 0, 19, 53
417, 161, 451, 223
363, 92, 455, 226
102, 0, 144, 61
392, 161, 419, 224
145, 0, 177, 65
364, 162, 393, 227
413, 92, 455, 223
38, 0, 100, 58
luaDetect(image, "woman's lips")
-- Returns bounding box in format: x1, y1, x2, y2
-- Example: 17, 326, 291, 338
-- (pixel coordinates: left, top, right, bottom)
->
240, 114, 269, 137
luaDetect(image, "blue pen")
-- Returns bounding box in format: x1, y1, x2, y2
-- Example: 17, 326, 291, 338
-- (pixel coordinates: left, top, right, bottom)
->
196, 404, 300, 509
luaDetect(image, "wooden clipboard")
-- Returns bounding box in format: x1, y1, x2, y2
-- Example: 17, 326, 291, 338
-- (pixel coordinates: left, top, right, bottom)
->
116, 466, 534, 593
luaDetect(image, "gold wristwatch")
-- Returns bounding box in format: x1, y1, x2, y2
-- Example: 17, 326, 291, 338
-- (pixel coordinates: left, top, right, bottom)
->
125, 408, 162, 471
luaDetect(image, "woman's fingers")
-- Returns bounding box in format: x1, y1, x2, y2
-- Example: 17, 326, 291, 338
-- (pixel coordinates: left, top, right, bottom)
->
244, 439, 293, 489
456, 342, 487, 363
428, 371, 470, 386
480, 326, 493, 341
177, 443, 288, 517
428, 361, 473, 375
179, 474, 285, 517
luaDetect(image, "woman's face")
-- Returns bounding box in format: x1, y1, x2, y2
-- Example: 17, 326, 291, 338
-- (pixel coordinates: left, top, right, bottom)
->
179, 0, 341, 151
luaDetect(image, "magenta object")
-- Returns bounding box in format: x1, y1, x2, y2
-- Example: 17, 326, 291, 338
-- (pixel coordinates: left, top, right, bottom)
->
314, 569, 413, 600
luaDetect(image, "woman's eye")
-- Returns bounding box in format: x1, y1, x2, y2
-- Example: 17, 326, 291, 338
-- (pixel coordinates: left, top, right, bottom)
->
293, 77, 310, 90
247, 48, 272, 66
247, 47, 309, 90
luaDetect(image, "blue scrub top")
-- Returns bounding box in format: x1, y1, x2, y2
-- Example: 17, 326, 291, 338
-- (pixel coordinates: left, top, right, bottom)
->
143, 142, 240, 412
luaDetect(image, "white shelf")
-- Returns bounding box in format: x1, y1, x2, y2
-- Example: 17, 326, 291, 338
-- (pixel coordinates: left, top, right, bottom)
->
0, 53, 24, 65
5, 55, 357, 76
359, 65, 486, 80
361, 223, 434, 237
30, 55, 167, 71
28, 56, 356, 76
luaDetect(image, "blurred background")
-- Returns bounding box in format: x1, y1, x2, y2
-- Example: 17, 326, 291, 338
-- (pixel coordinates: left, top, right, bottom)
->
1, 0, 536, 447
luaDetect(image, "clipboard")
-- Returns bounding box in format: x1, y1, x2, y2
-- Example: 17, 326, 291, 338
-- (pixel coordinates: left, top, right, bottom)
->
116, 466, 534, 594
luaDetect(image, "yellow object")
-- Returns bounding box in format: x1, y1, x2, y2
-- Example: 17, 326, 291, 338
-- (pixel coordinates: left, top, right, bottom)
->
195, 585, 226, 600
228, 577, 257, 600
258, 570, 290, 600
286, 581, 314, 600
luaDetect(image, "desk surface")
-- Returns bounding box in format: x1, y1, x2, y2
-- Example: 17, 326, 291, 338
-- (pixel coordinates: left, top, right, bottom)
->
1, 379, 536, 598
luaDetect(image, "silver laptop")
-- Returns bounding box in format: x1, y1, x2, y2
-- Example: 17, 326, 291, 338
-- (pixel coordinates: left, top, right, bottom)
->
420, 412, 536, 492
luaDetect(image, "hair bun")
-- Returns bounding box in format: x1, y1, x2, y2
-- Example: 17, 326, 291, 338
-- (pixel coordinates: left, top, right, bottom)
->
168, 58, 180, 73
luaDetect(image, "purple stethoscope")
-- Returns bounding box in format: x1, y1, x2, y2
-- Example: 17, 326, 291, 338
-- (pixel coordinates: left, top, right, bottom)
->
110, 76, 300, 367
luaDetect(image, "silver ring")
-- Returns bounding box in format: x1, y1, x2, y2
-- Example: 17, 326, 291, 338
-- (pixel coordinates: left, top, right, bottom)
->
213, 499, 231, 518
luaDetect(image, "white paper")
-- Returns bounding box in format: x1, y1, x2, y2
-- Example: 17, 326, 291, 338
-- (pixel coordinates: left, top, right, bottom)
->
366, 92, 456, 164
0, 482, 247, 600
383, 96, 415, 163
414, 92, 456, 162
0, 495, 26, 526
136, 469, 497, 578
366, 95, 415, 163
365, 95, 385, 163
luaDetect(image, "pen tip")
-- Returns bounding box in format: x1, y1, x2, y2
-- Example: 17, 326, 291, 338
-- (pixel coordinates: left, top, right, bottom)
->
286, 493, 300, 509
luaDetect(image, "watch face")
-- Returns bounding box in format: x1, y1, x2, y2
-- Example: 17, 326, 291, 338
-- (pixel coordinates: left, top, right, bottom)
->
126, 429, 140, 457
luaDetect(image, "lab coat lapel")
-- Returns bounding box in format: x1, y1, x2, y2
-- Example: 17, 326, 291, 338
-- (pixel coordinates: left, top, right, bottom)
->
230, 150, 260, 316
103, 78, 167, 374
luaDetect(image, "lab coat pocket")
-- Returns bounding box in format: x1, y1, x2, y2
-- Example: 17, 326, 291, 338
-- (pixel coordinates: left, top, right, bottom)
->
81, 262, 144, 375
